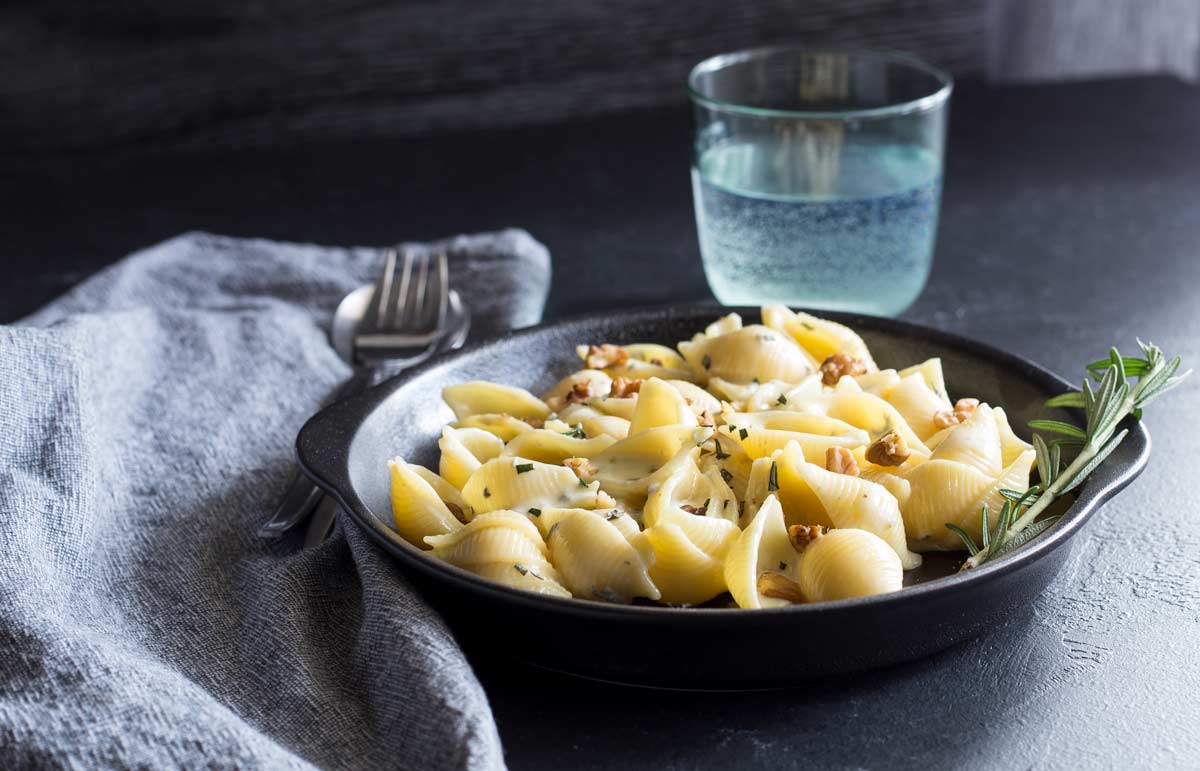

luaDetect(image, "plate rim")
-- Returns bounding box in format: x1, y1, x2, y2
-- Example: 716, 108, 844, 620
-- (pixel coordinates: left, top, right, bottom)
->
296, 303, 1152, 619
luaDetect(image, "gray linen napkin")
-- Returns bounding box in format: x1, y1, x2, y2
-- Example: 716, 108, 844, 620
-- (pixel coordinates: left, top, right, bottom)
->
0, 230, 550, 770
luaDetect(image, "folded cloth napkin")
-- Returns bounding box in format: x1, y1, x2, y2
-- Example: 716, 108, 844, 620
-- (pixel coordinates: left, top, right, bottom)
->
0, 230, 551, 770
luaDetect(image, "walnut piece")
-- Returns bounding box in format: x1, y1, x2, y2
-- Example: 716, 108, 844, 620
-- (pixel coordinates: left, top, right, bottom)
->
787, 524, 828, 551
696, 409, 715, 427
521, 416, 544, 429
585, 344, 629, 370
825, 446, 860, 477
932, 398, 981, 429
680, 501, 710, 516
564, 457, 597, 481
865, 430, 910, 466
609, 376, 642, 398
932, 409, 959, 429
820, 353, 868, 386
757, 572, 805, 603
953, 398, 980, 422
564, 381, 595, 404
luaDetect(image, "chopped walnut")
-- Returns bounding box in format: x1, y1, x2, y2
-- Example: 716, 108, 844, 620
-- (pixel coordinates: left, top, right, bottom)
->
521, 416, 544, 429
933, 398, 981, 429
696, 409, 715, 427
787, 524, 828, 551
585, 344, 629, 370
954, 398, 980, 422
820, 353, 868, 386
563, 456, 597, 481
680, 500, 709, 516
932, 409, 959, 429
445, 501, 469, 524
564, 381, 595, 404
865, 430, 910, 466
825, 446, 860, 477
609, 376, 642, 398
757, 572, 805, 603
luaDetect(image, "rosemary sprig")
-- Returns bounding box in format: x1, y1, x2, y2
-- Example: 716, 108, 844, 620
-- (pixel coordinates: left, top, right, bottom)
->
951, 340, 1189, 571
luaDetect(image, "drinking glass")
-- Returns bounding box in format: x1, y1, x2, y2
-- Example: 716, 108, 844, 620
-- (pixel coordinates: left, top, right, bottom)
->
688, 48, 952, 316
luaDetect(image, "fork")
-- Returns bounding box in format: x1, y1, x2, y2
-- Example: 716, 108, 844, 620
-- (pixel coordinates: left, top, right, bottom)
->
258, 248, 451, 539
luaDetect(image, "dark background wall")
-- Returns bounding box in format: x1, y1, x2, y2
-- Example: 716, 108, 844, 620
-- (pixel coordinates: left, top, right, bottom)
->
2, 0, 1197, 155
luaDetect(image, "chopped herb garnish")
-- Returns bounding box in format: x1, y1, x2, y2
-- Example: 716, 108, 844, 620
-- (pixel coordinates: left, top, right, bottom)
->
752, 377, 760, 384
529, 570, 545, 581
605, 511, 621, 521
483, 487, 491, 498
776, 394, 788, 405
702, 355, 712, 370
768, 461, 779, 492
801, 321, 815, 331
738, 427, 749, 440
513, 563, 529, 576
579, 478, 590, 487
562, 424, 587, 439
779, 561, 787, 570
515, 463, 534, 474
722, 499, 731, 510
592, 586, 624, 604
528, 507, 542, 517
720, 468, 734, 484
713, 437, 730, 459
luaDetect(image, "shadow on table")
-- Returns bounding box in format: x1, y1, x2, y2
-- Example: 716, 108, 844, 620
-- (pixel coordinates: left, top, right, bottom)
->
473, 603, 1061, 769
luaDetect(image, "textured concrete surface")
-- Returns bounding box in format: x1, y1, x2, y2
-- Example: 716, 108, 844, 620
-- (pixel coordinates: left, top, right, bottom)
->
3, 76, 1197, 769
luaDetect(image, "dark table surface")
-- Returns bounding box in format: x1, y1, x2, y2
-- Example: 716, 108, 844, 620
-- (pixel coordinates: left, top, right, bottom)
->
5, 76, 1199, 769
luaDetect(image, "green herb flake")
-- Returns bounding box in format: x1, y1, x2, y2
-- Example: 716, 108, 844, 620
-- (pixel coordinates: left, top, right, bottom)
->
778, 561, 787, 570
739, 427, 749, 440
776, 394, 788, 405
768, 461, 779, 492
562, 425, 587, 439
720, 468, 734, 484
528, 507, 542, 518
482, 487, 491, 498
515, 463, 534, 474
702, 355, 712, 370
579, 478, 590, 487
713, 437, 730, 460
513, 563, 529, 576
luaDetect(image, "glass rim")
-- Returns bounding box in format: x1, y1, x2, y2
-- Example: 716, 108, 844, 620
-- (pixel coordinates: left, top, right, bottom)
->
687, 46, 954, 121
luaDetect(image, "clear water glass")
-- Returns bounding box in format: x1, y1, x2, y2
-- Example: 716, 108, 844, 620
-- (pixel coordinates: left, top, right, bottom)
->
688, 48, 952, 316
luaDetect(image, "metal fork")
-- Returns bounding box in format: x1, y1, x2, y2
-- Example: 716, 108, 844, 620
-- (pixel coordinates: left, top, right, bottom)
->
258, 248, 451, 539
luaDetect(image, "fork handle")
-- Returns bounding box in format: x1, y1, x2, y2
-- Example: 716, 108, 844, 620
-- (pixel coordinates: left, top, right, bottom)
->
257, 368, 374, 539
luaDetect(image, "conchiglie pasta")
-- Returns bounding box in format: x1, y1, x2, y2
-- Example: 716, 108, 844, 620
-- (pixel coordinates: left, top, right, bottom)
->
500, 429, 617, 464
461, 457, 610, 515
425, 511, 571, 598
389, 458, 464, 547
797, 528, 903, 602
442, 381, 550, 420
761, 304, 878, 370
628, 377, 695, 433
724, 496, 800, 609
678, 324, 817, 385
439, 426, 505, 489
452, 413, 536, 442
544, 509, 660, 603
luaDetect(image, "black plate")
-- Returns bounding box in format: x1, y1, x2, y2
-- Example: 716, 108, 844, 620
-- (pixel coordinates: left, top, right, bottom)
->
296, 306, 1150, 689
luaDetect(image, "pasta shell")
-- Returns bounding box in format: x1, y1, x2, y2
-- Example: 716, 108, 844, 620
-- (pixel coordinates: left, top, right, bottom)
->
556, 404, 630, 439
452, 413, 535, 442
439, 426, 505, 489
590, 426, 710, 503
898, 358, 951, 406
901, 459, 994, 550
761, 305, 878, 370
725, 496, 800, 609
544, 509, 660, 603
409, 465, 473, 518
442, 381, 550, 421
642, 447, 737, 531
500, 429, 617, 464
388, 458, 464, 547
678, 325, 817, 385
854, 369, 902, 395
628, 377, 695, 434
884, 373, 950, 441
993, 406, 1034, 467
798, 529, 902, 602
667, 380, 723, 418
471, 563, 573, 598
542, 369, 613, 411
642, 522, 736, 606
461, 457, 609, 514
426, 511, 571, 597
929, 403, 1002, 476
